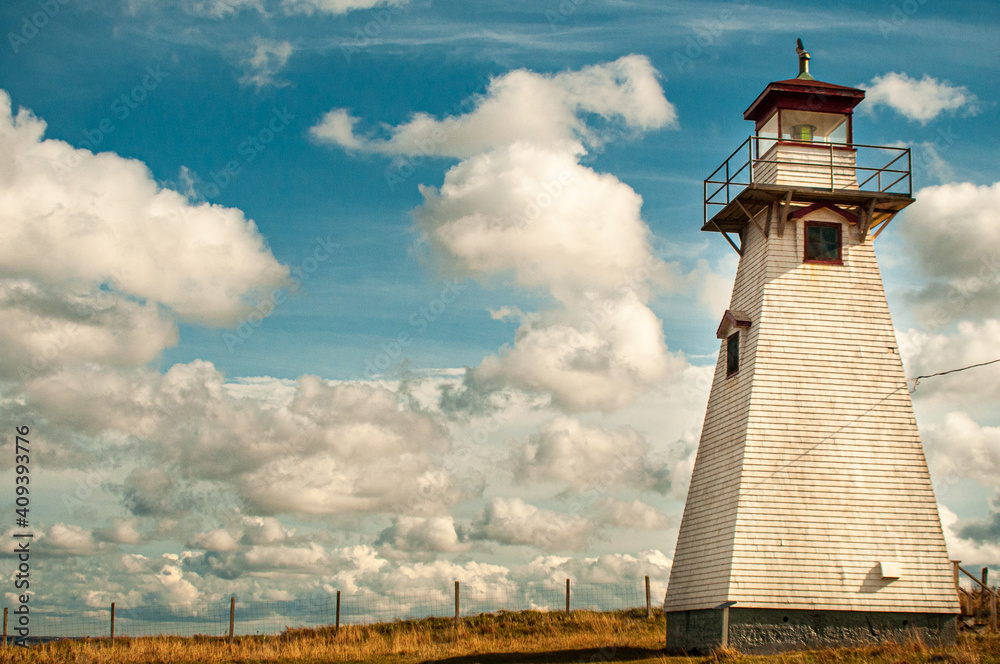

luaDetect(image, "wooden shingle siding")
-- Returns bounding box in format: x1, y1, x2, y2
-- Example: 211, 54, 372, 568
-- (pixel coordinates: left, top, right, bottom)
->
665, 206, 958, 615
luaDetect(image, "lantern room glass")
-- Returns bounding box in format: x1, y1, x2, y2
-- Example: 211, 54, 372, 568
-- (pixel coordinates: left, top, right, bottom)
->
778, 110, 849, 144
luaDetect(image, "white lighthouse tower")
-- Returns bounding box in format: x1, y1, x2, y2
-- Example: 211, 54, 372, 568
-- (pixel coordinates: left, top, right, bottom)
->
664, 42, 959, 653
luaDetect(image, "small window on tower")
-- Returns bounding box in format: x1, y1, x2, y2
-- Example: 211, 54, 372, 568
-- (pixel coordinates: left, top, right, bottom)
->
726, 332, 740, 377
804, 221, 842, 264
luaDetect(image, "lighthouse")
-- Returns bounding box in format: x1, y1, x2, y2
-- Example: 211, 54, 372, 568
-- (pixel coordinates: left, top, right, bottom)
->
664, 42, 959, 653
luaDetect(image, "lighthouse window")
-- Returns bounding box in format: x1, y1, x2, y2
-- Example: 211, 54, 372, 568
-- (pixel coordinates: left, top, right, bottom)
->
804, 222, 842, 264
726, 332, 740, 377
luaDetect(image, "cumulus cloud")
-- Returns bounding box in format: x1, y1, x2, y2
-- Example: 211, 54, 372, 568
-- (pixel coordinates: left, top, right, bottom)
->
191, 528, 242, 552
861, 72, 978, 123
898, 321, 1000, 405
472, 497, 594, 551
376, 516, 471, 553
596, 498, 672, 530
239, 38, 293, 88
95, 519, 144, 545
47, 523, 100, 556
921, 411, 1000, 490
940, 504, 1000, 568
313, 57, 682, 411
515, 417, 669, 493
899, 182, 1000, 325
18, 363, 464, 516
0, 91, 288, 381
311, 55, 675, 157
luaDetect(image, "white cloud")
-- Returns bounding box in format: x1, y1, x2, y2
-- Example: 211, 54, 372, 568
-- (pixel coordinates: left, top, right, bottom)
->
472, 497, 594, 551
376, 516, 471, 553
312, 55, 676, 157
898, 320, 1000, 405
413, 143, 679, 411
516, 417, 668, 493
191, 528, 242, 552
239, 38, 293, 89
184, 0, 406, 17
183, 0, 267, 18
281, 0, 407, 16
44, 523, 99, 556
899, 182, 1000, 326
922, 412, 1000, 490
861, 72, 978, 124
96, 519, 143, 545
597, 498, 672, 530
314, 57, 679, 412
18, 363, 464, 516
241, 516, 294, 544
0, 91, 288, 382
940, 504, 1000, 568
311, 109, 363, 149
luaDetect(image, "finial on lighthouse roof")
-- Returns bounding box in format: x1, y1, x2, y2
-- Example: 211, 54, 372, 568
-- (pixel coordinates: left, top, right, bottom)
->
795, 38, 814, 80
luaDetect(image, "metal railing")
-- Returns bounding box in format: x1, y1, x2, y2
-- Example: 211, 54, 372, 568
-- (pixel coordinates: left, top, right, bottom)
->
704, 136, 912, 225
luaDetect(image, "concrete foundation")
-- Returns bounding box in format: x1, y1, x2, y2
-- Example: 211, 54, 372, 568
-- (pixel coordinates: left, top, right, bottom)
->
666, 607, 957, 654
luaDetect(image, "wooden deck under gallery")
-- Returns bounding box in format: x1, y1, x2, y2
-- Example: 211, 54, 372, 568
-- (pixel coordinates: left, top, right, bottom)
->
702, 184, 914, 237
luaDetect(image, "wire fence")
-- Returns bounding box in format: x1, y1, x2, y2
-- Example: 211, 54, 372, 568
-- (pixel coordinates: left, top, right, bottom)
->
14, 578, 667, 642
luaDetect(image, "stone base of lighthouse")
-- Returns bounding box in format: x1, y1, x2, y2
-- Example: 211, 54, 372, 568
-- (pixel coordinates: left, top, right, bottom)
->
665, 608, 957, 654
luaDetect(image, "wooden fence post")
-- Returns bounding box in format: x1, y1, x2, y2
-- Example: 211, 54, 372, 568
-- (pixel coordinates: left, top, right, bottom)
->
3, 607, 7, 647
645, 576, 652, 619
336, 590, 341, 636
983, 567, 989, 588
110, 602, 115, 643
229, 596, 235, 644
454, 581, 460, 634
952, 561, 961, 596
565, 579, 570, 616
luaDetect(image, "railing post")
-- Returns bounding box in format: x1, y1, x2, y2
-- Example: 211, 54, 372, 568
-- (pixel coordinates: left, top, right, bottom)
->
906, 148, 912, 196
748, 137, 754, 185
829, 143, 834, 190
952, 560, 961, 593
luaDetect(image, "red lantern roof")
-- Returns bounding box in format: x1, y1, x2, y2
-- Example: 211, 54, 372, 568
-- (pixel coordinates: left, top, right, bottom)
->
744, 77, 866, 129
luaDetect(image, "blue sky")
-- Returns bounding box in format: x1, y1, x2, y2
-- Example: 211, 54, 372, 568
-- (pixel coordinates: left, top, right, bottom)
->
2, 0, 999, 625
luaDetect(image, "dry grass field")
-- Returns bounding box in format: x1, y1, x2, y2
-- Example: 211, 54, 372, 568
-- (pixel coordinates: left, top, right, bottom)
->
0, 609, 996, 664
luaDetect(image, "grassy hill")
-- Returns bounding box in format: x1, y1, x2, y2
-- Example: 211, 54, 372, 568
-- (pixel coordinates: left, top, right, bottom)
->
4, 608, 997, 664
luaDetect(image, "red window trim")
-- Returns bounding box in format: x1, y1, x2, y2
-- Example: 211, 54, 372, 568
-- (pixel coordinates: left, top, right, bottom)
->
803, 220, 843, 265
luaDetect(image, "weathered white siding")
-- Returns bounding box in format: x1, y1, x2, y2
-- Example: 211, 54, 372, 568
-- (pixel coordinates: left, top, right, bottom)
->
755, 144, 858, 190
665, 207, 958, 615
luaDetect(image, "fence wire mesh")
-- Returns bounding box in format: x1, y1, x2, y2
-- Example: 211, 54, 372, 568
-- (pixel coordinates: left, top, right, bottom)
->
21, 578, 667, 641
